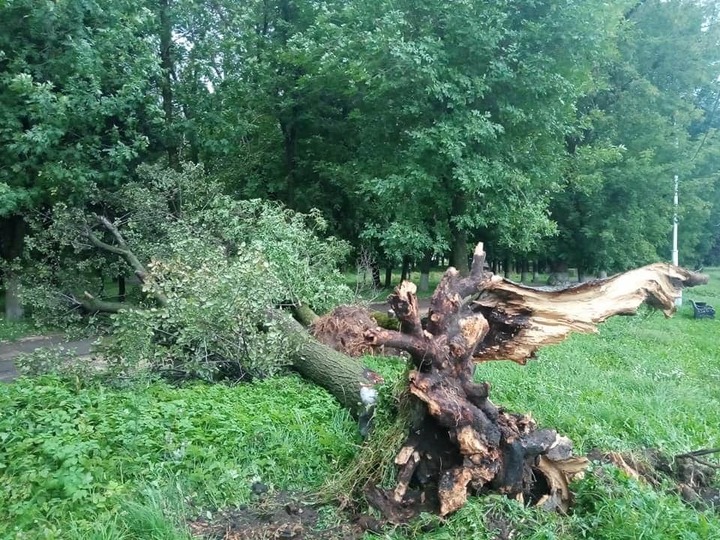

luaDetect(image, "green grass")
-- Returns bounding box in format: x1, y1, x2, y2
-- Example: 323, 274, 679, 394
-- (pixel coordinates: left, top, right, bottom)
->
0, 375, 359, 538
1, 270, 719, 539
480, 272, 720, 455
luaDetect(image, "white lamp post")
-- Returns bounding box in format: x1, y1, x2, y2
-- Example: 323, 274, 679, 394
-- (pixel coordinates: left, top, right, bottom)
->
672, 173, 682, 306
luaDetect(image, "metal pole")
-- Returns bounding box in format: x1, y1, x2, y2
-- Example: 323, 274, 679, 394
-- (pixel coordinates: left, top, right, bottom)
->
672, 173, 682, 306
672, 174, 679, 266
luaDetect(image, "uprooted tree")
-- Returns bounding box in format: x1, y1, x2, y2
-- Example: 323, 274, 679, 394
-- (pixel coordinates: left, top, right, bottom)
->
20, 165, 708, 520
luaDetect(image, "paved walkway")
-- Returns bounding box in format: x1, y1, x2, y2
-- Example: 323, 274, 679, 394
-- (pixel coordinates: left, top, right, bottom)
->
0, 336, 95, 382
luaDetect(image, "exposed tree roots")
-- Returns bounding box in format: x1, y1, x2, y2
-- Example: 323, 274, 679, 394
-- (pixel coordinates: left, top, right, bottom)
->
352, 243, 705, 520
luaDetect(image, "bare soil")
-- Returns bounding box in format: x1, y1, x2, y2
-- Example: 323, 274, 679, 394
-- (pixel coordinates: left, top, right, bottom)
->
187, 492, 371, 540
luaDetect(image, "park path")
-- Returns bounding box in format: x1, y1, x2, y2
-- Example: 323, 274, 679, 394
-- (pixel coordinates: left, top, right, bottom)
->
0, 336, 95, 382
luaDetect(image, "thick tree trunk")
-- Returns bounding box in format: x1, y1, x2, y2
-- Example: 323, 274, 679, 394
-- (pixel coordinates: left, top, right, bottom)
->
159, 0, 179, 171
275, 313, 380, 418
4, 276, 23, 320
520, 259, 531, 283
450, 194, 469, 276
419, 253, 432, 293
450, 232, 469, 276
385, 267, 392, 289
400, 256, 412, 282
547, 261, 569, 286
371, 260, 382, 290
118, 275, 127, 302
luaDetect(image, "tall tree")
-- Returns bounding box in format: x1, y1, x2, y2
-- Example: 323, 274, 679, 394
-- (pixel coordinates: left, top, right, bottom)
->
300, 0, 625, 272
551, 0, 720, 273
0, 0, 163, 318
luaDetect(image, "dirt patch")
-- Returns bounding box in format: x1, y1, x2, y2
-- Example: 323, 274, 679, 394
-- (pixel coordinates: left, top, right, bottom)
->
484, 508, 518, 540
187, 492, 371, 540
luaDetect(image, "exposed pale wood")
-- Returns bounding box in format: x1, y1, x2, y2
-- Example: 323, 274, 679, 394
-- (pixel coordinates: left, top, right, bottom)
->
389, 281, 424, 339
438, 467, 473, 516
472, 263, 707, 363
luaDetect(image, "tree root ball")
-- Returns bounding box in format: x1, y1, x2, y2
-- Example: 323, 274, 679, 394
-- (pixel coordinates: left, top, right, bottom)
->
310, 306, 387, 357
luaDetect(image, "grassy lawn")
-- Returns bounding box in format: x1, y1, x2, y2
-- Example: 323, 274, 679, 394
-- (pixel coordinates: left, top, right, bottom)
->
1, 269, 719, 538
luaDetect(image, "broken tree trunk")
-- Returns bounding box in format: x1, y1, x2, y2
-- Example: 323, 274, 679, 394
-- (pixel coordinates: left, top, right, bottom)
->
275, 313, 382, 418
357, 243, 706, 520
79, 215, 383, 419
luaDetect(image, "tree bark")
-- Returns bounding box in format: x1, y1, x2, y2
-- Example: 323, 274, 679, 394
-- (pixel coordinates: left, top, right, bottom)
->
450, 231, 469, 276
159, 0, 179, 171
450, 194, 469, 276
385, 267, 393, 289
274, 313, 381, 418
520, 259, 531, 283
118, 275, 126, 302
4, 276, 23, 320
419, 253, 432, 293
400, 256, 412, 282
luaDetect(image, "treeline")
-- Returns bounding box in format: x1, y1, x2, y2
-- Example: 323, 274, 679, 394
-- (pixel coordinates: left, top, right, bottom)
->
1, 0, 719, 311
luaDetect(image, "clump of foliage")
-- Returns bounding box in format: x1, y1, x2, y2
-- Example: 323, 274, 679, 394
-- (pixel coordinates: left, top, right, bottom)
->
22, 164, 353, 380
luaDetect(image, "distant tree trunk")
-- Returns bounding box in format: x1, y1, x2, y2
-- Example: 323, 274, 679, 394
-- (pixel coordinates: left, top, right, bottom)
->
597, 269, 608, 279
370, 260, 382, 290
280, 118, 299, 201
520, 259, 530, 283
118, 275, 127, 302
450, 232, 469, 276
503, 256, 511, 279
419, 253, 433, 293
532, 259, 540, 283
0, 215, 26, 320
385, 267, 393, 288
401, 256, 413, 282
450, 195, 469, 276
159, 0, 179, 171
547, 261, 569, 286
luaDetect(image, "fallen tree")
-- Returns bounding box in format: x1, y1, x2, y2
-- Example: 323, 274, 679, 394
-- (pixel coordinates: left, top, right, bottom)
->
22, 167, 708, 520
77, 214, 706, 518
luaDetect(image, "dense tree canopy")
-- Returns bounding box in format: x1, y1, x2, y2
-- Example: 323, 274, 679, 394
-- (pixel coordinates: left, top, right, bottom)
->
2, 0, 719, 317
